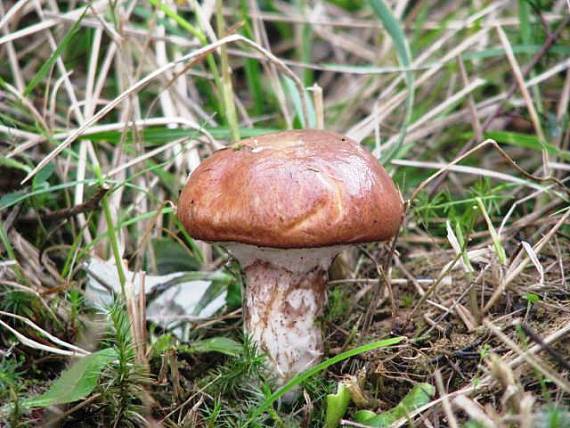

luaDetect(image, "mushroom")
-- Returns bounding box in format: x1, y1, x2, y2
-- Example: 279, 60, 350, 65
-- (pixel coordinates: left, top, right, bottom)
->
177, 130, 403, 385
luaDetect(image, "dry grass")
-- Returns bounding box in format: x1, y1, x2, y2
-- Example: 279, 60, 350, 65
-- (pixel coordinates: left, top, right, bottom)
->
0, 0, 569, 426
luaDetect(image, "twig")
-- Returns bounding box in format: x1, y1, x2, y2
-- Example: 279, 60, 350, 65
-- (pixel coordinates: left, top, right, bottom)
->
0, 319, 88, 357
360, 214, 403, 336
453, 395, 496, 428
519, 323, 570, 372
406, 139, 569, 206
20, 185, 110, 222
484, 319, 570, 393
393, 321, 570, 427
46, 393, 102, 425
435, 369, 459, 428
405, 251, 463, 324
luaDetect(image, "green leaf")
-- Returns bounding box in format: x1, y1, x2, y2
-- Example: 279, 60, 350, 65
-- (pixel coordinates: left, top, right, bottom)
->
523, 293, 541, 305
325, 382, 352, 428
247, 336, 405, 424
225, 280, 242, 310
150, 334, 175, 357
353, 383, 435, 427
368, 0, 414, 162
393, 383, 435, 416
192, 272, 234, 316
354, 410, 377, 422
184, 337, 243, 357
22, 348, 117, 408
151, 238, 201, 274
33, 163, 55, 188
518, 0, 543, 113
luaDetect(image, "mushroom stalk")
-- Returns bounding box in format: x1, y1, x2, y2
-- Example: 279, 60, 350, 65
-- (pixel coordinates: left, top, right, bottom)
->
226, 243, 343, 384
245, 262, 326, 382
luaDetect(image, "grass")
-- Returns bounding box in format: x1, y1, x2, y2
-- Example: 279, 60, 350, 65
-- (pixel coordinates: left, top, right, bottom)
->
1, 0, 570, 426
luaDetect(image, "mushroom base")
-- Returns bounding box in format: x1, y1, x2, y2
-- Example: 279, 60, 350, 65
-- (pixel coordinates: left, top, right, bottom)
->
225, 243, 342, 385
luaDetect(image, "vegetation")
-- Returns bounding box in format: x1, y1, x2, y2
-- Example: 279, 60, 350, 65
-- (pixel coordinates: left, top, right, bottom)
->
0, 0, 569, 426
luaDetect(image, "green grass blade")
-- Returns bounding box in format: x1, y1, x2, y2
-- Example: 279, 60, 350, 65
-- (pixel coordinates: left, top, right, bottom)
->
247, 336, 405, 424
148, 0, 228, 129
24, 12, 85, 96
239, 0, 265, 116
296, 0, 314, 86
0, 157, 31, 173
0, 179, 100, 211
283, 76, 316, 128
148, 0, 204, 42
473, 131, 570, 160
518, 0, 543, 114
368, 0, 414, 162
462, 44, 570, 61
82, 126, 277, 145
215, 0, 240, 142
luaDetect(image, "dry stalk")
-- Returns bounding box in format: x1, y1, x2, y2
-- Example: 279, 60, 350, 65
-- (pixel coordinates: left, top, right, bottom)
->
484, 319, 570, 393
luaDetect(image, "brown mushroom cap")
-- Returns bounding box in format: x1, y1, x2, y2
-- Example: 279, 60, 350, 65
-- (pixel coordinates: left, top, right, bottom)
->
178, 130, 403, 248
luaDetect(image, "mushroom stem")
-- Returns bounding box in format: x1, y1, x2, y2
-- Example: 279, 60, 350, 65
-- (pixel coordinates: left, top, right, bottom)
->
244, 262, 326, 383
226, 243, 342, 384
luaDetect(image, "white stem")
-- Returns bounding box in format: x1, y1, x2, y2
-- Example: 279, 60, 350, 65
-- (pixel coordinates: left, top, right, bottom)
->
244, 262, 326, 383
225, 243, 342, 384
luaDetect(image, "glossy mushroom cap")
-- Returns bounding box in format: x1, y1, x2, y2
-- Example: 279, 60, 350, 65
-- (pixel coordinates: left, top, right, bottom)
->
178, 130, 403, 248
